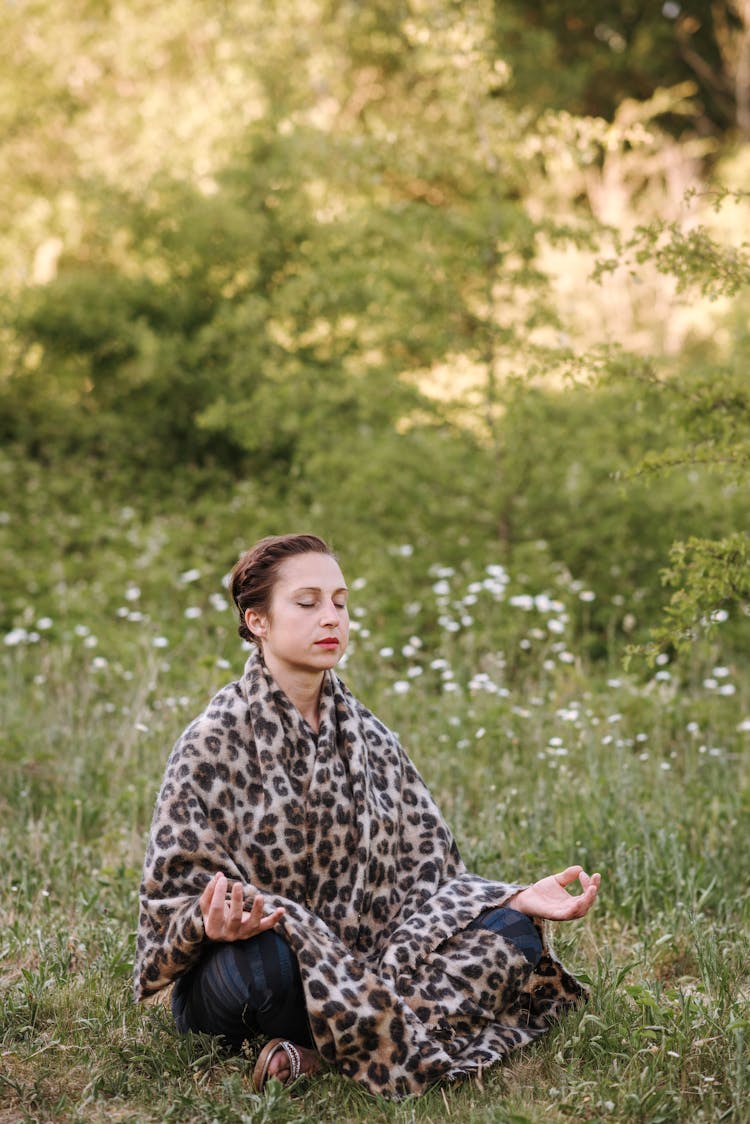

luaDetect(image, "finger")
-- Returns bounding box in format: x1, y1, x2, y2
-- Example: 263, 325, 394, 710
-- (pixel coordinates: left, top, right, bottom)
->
203, 873, 228, 938
247, 893, 265, 927
210, 874, 228, 919
225, 881, 245, 933
556, 866, 583, 888
199, 872, 219, 915
258, 906, 286, 931
575, 883, 599, 917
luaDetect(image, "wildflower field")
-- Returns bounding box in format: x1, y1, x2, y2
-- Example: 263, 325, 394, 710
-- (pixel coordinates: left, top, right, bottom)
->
2, 478, 748, 1124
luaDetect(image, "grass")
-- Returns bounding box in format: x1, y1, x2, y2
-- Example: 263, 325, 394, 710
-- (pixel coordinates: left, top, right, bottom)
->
2, 534, 750, 1123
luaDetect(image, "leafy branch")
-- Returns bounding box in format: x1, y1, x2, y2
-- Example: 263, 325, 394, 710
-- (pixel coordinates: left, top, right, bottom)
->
630, 532, 750, 661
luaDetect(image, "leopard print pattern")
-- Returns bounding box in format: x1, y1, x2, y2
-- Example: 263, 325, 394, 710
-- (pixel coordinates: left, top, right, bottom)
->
135, 652, 586, 1097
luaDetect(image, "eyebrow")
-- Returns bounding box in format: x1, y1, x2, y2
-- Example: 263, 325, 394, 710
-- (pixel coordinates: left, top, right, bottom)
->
291, 586, 348, 595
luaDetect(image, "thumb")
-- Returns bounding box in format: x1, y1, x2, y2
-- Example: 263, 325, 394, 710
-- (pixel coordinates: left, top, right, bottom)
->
555, 865, 583, 888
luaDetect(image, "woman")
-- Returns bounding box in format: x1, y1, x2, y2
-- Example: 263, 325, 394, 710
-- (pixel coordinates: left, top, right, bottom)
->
134, 534, 600, 1098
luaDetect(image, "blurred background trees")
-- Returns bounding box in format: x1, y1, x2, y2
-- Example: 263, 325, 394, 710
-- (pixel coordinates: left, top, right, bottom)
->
1, 0, 748, 660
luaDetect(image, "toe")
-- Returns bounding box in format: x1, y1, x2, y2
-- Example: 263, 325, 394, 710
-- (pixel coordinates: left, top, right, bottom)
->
267, 1052, 290, 1082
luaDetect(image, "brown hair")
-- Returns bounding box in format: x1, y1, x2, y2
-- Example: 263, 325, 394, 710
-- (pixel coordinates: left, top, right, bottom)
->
229, 534, 335, 643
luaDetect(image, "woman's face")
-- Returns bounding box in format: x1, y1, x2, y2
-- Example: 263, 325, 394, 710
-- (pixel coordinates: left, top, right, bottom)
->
245, 552, 350, 679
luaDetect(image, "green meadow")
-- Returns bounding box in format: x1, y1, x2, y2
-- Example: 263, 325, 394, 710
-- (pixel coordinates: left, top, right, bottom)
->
2, 479, 748, 1122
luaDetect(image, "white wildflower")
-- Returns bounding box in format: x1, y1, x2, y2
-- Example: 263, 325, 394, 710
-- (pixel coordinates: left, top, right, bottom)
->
438, 616, 460, 632
4, 627, 28, 646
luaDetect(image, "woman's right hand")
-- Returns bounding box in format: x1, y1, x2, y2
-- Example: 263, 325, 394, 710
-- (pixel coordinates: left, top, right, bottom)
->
199, 872, 285, 941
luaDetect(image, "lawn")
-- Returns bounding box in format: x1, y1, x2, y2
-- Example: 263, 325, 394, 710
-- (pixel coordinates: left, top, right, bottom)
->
2, 534, 748, 1122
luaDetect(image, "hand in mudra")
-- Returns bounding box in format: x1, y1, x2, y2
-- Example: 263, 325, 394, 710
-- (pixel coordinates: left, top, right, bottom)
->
200, 872, 285, 941
509, 865, 600, 921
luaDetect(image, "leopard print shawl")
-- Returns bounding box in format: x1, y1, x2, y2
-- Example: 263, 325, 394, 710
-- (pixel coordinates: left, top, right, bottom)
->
134, 652, 586, 1097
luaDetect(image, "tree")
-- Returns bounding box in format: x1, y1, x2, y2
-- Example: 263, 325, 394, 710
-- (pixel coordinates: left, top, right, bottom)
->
595, 192, 750, 655
493, 0, 750, 140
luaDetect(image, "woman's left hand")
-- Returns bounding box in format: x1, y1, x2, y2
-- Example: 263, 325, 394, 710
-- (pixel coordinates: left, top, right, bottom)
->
507, 866, 600, 920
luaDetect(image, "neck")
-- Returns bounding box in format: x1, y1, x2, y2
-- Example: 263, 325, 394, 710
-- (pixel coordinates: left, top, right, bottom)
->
262, 653, 324, 733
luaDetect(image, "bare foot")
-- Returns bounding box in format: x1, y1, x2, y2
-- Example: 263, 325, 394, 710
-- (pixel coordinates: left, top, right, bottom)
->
266, 1043, 320, 1083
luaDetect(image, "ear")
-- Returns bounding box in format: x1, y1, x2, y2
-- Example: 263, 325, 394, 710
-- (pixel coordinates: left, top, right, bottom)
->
245, 608, 268, 639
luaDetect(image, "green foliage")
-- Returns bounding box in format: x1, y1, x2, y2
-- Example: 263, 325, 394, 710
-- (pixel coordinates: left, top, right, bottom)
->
643, 532, 750, 658
591, 198, 750, 658
492, 0, 747, 139
596, 190, 750, 298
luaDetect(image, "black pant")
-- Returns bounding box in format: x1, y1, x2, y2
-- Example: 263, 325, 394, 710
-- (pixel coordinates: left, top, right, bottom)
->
171, 907, 542, 1049
172, 930, 313, 1049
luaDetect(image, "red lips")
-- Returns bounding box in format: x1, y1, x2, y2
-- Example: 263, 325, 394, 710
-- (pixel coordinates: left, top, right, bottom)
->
315, 638, 339, 648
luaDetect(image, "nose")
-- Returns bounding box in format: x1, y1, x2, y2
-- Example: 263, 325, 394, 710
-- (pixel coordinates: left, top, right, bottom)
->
320, 600, 342, 627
